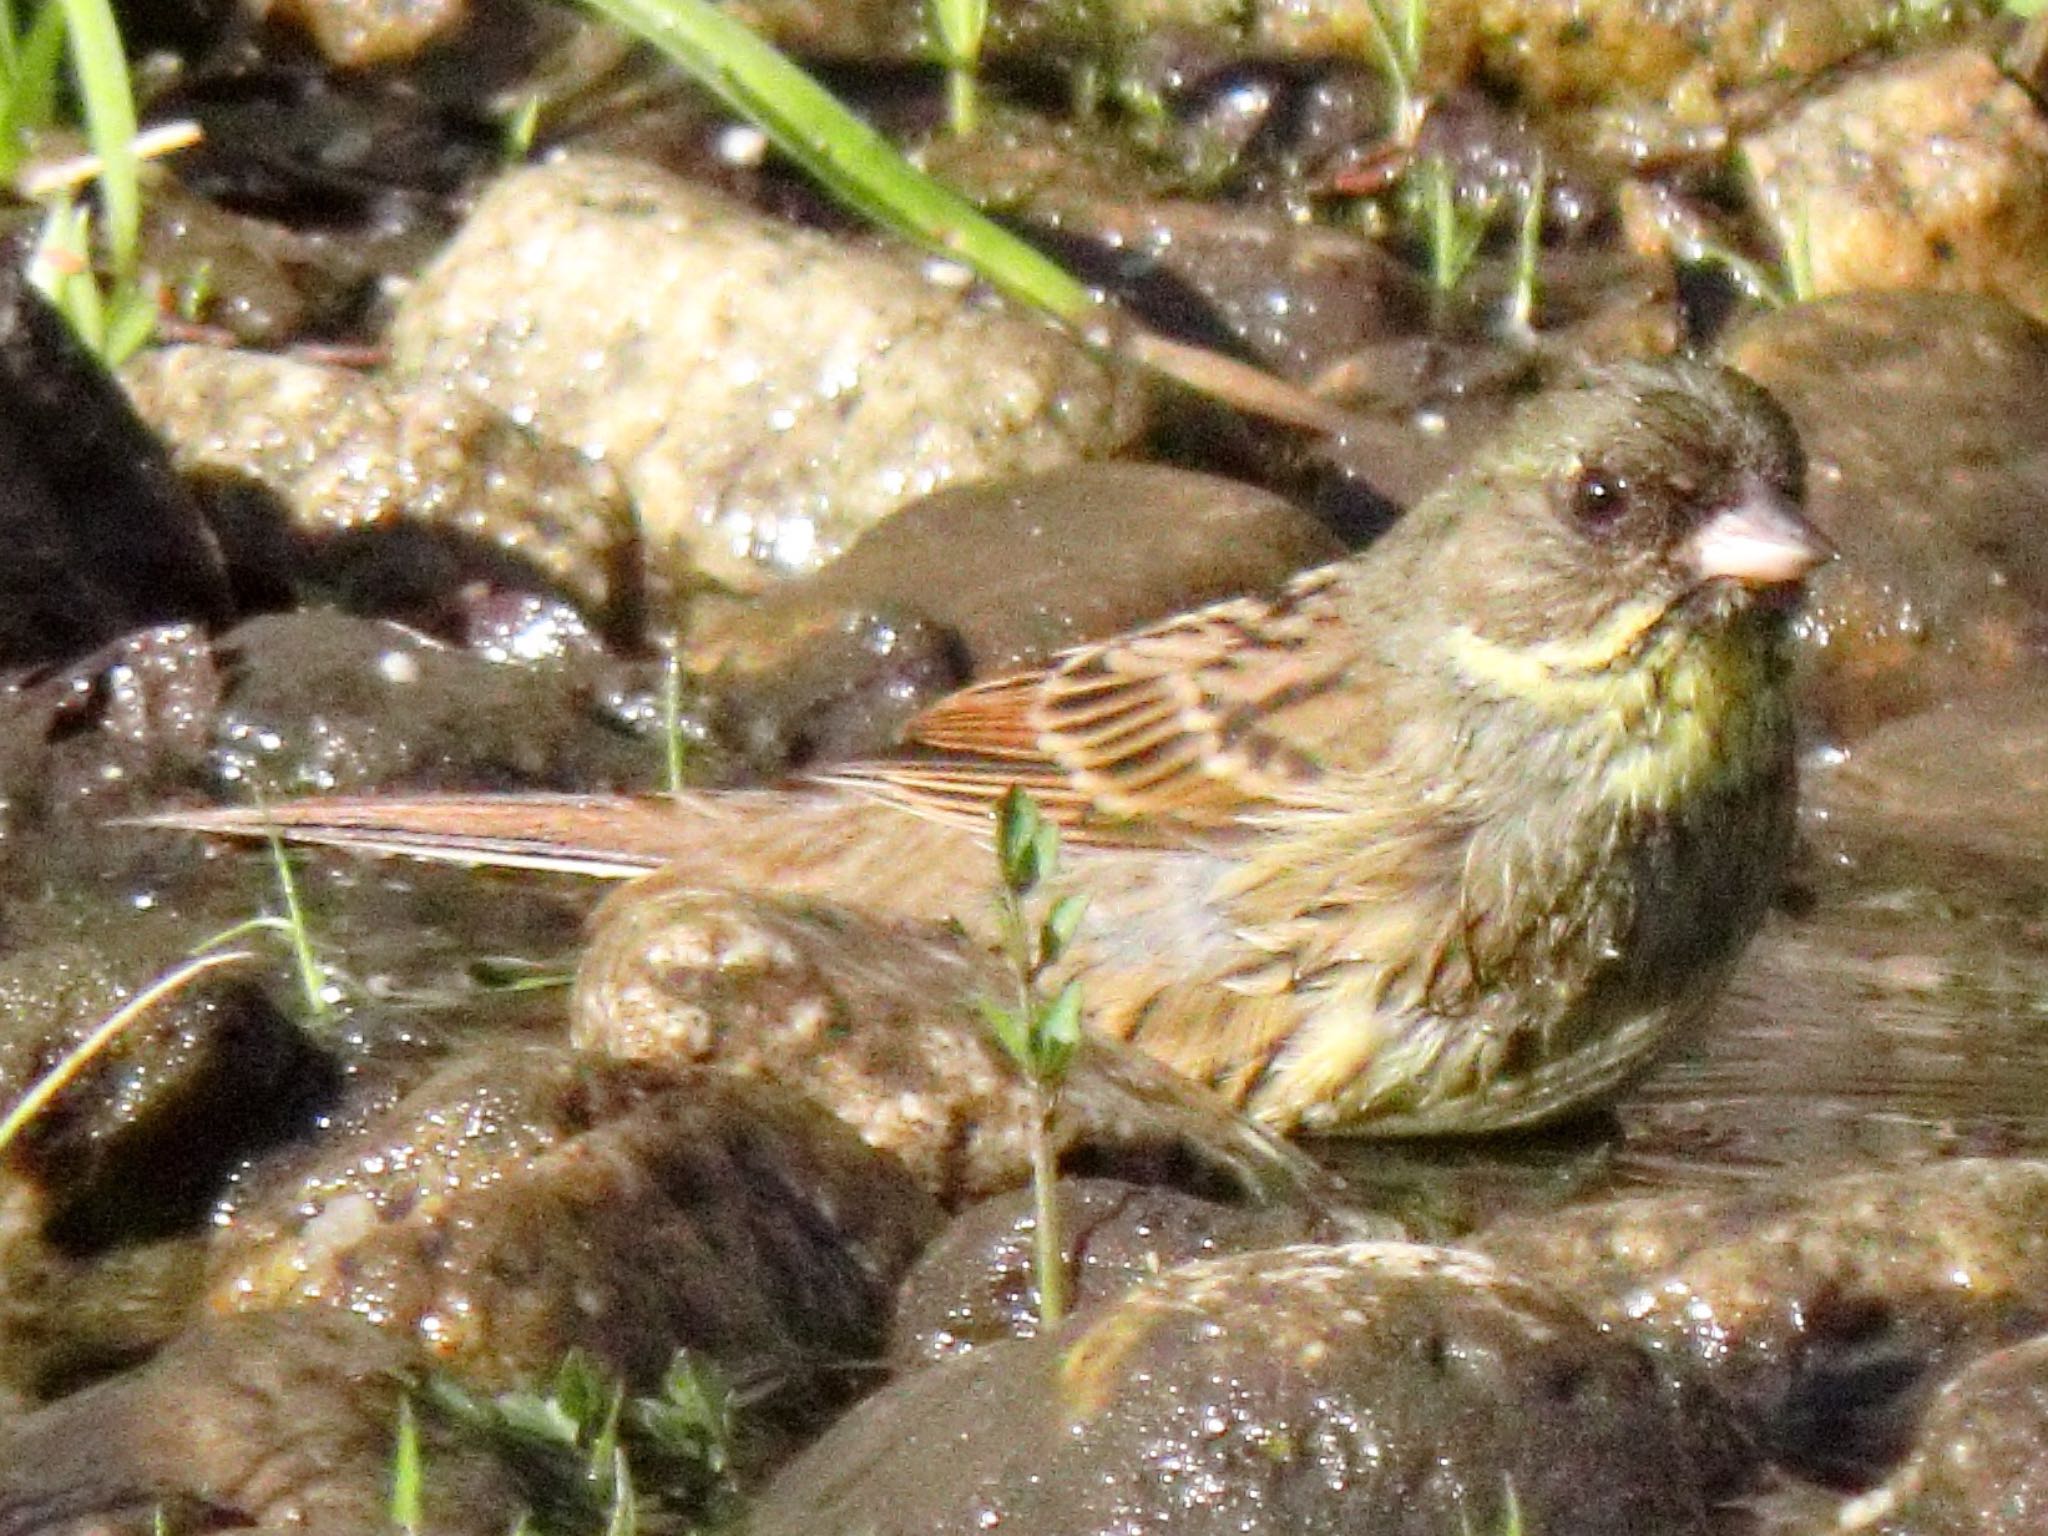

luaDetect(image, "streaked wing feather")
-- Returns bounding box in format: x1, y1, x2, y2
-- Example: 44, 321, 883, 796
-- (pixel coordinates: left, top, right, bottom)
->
833, 565, 1359, 836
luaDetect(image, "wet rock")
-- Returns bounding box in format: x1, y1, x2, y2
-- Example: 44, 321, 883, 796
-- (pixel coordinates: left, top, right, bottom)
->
689, 462, 1344, 702
1471, 0, 1972, 125
1838, 1332, 2048, 1535
0, 1206, 206, 1403
138, 176, 343, 349
0, 1308, 522, 1535
0, 264, 230, 671
573, 882, 1335, 1206
262, 0, 470, 66
1743, 49, 2048, 324
1815, 687, 2048, 868
1037, 199, 1429, 383
1297, 335, 1548, 512
0, 624, 222, 839
0, 942, 330, 1254
387, 154, 1144, 594
0, 941, 330, 1396
205, 608, 659, 796
122, 348, 643, 634
157, 52, 493, 224
1724, 293, 2048, 741
699, 605, 967, 775
207, 1041, 944, 1417
754, 1241, 1744, 1536
892, 1177, 1340, 1365
1478, 1160, 2048, 1486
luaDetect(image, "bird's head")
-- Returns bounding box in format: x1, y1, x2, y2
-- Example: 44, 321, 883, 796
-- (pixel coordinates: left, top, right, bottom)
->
1421, 359, 1832, 664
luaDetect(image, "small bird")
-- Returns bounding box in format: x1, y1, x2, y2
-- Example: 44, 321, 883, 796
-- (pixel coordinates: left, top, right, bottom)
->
150, 360, 1828, 1137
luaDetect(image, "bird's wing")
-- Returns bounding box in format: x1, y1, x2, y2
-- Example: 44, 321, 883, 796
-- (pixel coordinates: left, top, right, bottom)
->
818, 564, 1368, 840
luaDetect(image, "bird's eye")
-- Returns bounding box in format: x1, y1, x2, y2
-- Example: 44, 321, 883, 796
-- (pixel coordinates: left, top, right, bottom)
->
1569, 465, 1632, 534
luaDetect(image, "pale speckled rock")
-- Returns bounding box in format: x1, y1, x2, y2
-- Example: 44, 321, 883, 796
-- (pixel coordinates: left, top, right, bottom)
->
1837, 1332, 2048, 1536
572, 884, 1331, 1207
753, 1240, 1744, 1536
1743, 49, 2048, 324
1479, 1160, 2048, 1487
387, 154, 1144, 594
255, 0, 468, 66
121, 346, 639, 624
1458, 0, 1954, 115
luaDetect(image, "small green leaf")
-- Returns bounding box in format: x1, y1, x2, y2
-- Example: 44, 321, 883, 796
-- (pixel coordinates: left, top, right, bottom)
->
1040, 894, 1088, 963
977, 996, 1030, 1066
601, 1445, 637, 1536
1032, 817, 1061, 888
995, 786, 1040, 892
1034, 977, 1085, 1071
551, 1350, 609, 1435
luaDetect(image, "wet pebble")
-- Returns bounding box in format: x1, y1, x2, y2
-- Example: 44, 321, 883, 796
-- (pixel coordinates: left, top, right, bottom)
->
0, 942, 328, 1255
206, 607, 660, 796
1479, 1160, 2048, 1486
690, 460, 1343, 689
753, 1240, 1745, 1536
1838, 1332, 2048, 1535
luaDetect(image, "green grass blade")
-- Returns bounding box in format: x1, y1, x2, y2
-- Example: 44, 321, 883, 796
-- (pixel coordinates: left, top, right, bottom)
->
0, 0, 69, 177
54, 0, 138, 275
573, 0, 1094, 323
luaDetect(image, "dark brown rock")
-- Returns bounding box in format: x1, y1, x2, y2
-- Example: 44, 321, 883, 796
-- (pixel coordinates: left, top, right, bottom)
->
755, 1240, 1744, 1536
1479, 1160, 2048, 1485
892, 1177, 1343, 1365
0, 1309, 521, 1534
207, 1042, 944, 1422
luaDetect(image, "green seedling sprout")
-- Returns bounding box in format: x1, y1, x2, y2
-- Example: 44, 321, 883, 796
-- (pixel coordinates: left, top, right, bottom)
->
193, 794, 338, 1020
52, 0, 136, 272
928, 0, 988, 136
1459, 1480, 1524, 1536
1505, 150, 1545, 339
391, 1398, 426, 1536
978, 786, 1086, 1327
1412, 151, 1498, 305
1360, 0, 1427, 145
0, 0, 67, 183
423, 1348, 739, 1535
8, 0, 194, 362
661, 644, 689, 799
1781, 192, 1816, 305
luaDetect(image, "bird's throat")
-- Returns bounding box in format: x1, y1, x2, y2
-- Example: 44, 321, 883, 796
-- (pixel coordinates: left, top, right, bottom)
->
1443, 596, 1788, 813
